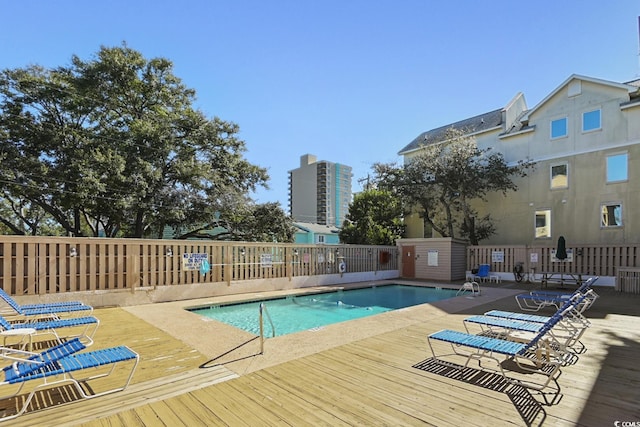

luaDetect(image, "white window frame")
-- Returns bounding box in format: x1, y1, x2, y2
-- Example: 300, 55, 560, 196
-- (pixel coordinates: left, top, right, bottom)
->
550, 162, 569, 189
535, 209, 551, 239
600, 202, 623, 228
582, 108, 601, 133
316, 235, 325, 244
550, 117, 568, 140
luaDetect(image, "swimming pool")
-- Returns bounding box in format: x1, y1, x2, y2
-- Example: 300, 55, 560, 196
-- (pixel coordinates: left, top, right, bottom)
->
189, 284, 458, 337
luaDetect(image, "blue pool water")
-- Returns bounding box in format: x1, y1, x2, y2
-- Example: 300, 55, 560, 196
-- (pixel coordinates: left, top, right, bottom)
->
189, 285, 458, 337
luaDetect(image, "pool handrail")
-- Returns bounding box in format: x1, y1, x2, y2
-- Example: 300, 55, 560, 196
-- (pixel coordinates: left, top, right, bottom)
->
259, 303, 276, 353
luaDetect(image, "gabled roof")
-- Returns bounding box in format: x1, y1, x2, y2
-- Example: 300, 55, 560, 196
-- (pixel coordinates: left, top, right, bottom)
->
398, 108, 503, 155
625, 78, 640, 87
523, 74, 637, 121
399, 74, 640, 156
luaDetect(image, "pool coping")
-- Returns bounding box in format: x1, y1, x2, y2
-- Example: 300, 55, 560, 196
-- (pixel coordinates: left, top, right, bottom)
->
124, 279, 523, 376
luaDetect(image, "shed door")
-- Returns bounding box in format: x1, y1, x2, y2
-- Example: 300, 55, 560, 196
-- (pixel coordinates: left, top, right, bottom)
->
402, 246, 415, 278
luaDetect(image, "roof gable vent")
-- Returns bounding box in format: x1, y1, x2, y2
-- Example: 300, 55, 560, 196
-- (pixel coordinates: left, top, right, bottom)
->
568, 80, 582, 97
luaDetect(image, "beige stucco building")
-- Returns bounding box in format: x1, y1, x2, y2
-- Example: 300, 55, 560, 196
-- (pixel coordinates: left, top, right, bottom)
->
399, 75, 640, 246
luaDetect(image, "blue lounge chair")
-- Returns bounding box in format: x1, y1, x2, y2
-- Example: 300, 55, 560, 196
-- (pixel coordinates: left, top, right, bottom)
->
463, 292, 593, 355
494, 279, 597, 324
0, 338, 138, 421
0, 288, 84, 309
1, 337, 87, 375
427, 298, 580, 392
486, 278, 598, 323
0, 288, 92, 318
485, 307, 591, 330
484, 310, 554, 323
0, 313, 99, 347
528, 277, 596, 298
515, 288, 598, 313
514, 278, 598, 312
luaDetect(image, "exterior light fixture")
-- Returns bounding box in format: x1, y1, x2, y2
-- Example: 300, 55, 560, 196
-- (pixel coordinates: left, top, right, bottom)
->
165, 247, 173, 257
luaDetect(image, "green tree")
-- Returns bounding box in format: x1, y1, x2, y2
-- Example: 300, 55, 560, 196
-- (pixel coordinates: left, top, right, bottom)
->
0, 197, 65, 236
177, 202, 295, 242
0, 44, 268, 238
374, 128, 534, 245
340, 188, 405, 245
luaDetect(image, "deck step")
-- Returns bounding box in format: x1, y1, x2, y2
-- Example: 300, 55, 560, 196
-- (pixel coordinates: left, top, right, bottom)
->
8, 365, 239, 427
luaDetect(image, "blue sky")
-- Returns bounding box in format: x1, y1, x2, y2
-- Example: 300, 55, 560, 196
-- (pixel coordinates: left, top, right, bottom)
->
2, 1, 639, 209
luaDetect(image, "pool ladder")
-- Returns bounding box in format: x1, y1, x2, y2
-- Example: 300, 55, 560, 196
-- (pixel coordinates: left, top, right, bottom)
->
259, 303, 275, 354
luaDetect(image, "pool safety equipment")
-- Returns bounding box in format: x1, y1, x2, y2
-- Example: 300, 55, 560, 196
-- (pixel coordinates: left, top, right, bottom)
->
338, 261, 347, 274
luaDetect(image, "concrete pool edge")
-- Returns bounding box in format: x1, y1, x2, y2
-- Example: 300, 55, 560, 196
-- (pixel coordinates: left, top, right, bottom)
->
124, 280, 524, 375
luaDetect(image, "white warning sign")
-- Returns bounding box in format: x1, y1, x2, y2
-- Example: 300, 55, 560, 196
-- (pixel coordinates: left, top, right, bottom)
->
182, 253, 209, 271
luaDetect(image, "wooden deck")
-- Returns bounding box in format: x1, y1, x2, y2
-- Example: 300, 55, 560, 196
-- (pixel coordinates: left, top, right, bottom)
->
4, 283, 640, 426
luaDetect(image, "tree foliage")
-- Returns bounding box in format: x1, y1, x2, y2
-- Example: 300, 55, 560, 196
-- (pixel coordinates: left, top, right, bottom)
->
339, 188, 405, 245
0, 44, 268, 238
177, 202, 295, 243
374, 128, 534, 245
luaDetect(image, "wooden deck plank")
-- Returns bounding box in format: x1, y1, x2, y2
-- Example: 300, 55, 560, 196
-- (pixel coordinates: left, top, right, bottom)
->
183, 385, 250, 426
229, 371, 348, 427
311, 339, 525, 426
206, 378, 290, 427
263, 360, 423, 426
4, 285, 640, 426
257, 365, 382, 426
293, 359, 460, 426
8, 366, 238, 426
166, 393, 222, 426
127, 403, 167, 427
141, 400, 188, 427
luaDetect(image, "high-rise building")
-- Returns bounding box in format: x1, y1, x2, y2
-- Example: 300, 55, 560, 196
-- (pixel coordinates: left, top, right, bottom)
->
288, 154, 352, 227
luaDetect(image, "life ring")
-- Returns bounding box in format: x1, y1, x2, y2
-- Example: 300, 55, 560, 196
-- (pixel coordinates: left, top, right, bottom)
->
338, 261, 346, 274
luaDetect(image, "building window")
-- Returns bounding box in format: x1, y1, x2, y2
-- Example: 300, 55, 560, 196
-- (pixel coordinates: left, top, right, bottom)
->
550, 163, 568, 189
316, 235, 325, 243
582, 109, 601, 132
601, 203, 622, 227
607, 153, 628, 182
535, 209, 551, 238
550, 117, 568, 139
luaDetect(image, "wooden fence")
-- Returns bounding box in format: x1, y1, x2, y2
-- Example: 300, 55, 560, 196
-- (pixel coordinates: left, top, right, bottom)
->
616, 267, 640, 294
467, 244, 640, 292
0, 236, 398, 296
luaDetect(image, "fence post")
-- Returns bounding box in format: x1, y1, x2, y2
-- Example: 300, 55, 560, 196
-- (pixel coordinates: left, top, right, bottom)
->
224, 245, 231, 286
127, 252, 140, 293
